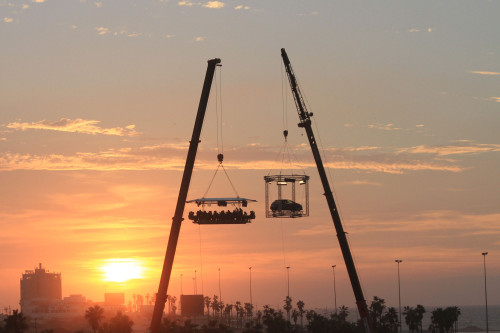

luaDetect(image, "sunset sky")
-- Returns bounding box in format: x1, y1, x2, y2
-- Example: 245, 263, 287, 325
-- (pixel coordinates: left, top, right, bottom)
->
1, 0, 499, 313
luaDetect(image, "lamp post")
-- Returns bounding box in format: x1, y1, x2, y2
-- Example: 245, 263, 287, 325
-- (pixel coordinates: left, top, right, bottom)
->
395, 259, 403, 333
286, 266, 291, 297
286, 266, 291, 322
218, 268, 222, 301
482, 252, 489, 333
332, 265, 337, 314
249, 267, 253, 309
194, 270, 197, 294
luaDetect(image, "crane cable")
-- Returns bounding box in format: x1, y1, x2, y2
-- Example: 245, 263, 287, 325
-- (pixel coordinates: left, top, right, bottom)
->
202, 66, 240, 199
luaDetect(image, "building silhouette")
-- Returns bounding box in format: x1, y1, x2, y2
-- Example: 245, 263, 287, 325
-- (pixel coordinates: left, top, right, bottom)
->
20, 263, 62, 313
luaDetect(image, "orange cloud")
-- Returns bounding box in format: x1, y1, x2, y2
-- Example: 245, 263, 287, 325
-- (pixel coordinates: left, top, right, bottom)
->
203, 1, 224, 9
469, 71, 500, 76
6, 118, 140, 136
398, 143, 500, 156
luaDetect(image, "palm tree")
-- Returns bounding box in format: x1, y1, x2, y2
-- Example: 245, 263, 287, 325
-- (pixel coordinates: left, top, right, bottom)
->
170, 296, 177, 316
204, 296, 211, 318
296, 300, 305, 328
224, 304, 233, 325
244, 302, 254, 320
291, 309, 299, 327
283, 296, 292, 322
338, 305, 350, 322
109, 311, 133, 333
416, 305, 426, 333
85, 305, 104, 333
404, 306, 418, 333
211, 295, 220, 318
4, 310, 28, 333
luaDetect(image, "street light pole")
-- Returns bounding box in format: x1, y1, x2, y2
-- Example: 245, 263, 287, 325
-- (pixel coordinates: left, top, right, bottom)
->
395, 260, 403, 333
332, 265, 337, 314
286, 266, 291, 297
249, 267, 253, 310
482, 252, 489, 333
194, 270, 197, 294
218, 268, 222, 301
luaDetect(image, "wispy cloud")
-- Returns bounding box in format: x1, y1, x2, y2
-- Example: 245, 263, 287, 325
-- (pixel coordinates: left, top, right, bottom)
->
490, 97, 500, 103
345, 180, 382, 186
6, 118, 140, 137
234, 5, 249, 10
342, 146, 380, 152
398, 143, 500, 156
469, 71, 500, 76
127, 32, 142, 38
178, 1, 225, 8
178, 1, 195, 6
96, 27, 110, 35
195, 36, 205, 42
409, 28, 432, 33
298, 11, 319, 17
368, 123, 402, 131
4, 17, 13, 23
32, 0, 45, 3
0, 143, 466, 173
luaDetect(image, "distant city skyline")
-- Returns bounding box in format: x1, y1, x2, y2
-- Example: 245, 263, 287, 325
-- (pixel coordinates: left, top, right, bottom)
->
1, 0, 499, 312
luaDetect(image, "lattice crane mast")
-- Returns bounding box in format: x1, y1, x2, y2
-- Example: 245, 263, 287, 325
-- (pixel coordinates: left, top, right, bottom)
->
281, 48, 373, 333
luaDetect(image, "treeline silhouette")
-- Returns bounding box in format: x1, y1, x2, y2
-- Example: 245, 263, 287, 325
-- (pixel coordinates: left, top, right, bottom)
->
0, 296, 462, 333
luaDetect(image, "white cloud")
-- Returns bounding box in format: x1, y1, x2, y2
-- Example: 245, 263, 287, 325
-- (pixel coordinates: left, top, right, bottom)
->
203, 1, 224, 8
22, 4, 30, 9
4, 17, 13, 23
409, 28, 421, 33
31, 0, 45, 2
95, 1, 102, 7
490, 97, 500, 103
195, 36, 204, 42
234, 5, 249, 10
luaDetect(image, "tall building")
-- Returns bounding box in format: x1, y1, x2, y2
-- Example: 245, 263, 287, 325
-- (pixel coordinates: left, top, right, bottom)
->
20, 263, 62, 313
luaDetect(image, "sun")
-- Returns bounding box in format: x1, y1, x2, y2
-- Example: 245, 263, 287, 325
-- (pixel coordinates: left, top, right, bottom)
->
100, 259, 144, 283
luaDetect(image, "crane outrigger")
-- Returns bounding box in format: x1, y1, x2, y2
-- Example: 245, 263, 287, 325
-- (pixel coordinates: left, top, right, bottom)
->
281, 48, 373, 333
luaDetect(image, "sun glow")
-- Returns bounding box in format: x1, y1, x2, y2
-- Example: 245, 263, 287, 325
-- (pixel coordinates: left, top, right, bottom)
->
100, 259, 144, 282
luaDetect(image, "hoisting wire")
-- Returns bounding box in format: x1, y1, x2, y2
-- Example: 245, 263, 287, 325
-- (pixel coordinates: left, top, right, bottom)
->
281, 61, 288, 136
214, 66, 224, 155
197, 225, 204, 299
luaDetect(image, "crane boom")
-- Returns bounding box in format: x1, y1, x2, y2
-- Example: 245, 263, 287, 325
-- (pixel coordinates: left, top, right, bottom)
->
281, 48, 373, 333
150, 58, 221, 333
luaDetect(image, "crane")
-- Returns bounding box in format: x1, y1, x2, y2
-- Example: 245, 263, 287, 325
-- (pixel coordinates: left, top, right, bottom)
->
150, 57, 221, 333
281, 48, 373, 333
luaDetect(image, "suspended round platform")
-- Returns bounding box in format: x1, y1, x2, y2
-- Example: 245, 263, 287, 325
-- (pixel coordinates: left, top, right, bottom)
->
186, 197, 257, 225
264, 175, 309, 218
